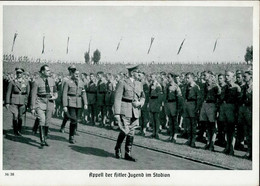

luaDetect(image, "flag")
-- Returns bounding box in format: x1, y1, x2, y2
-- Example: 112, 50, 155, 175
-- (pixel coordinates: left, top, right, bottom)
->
147, 37, 155, 54
213, 39, 218, 52
88, 39, 91, 54
41, 36, 45, 54
11, 33, 18, 52
66, 37, 70, 54
116, 37, 122, 51
177, 38, 185, 55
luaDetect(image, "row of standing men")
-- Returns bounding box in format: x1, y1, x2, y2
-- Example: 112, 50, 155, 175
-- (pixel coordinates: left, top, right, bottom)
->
4, 64, 252, 161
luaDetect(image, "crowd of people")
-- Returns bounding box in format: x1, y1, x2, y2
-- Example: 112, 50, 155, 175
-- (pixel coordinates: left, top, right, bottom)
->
3, 64, 253, 161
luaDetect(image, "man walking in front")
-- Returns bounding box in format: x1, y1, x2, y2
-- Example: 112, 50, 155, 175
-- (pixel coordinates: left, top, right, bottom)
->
31, 65, 58, 148
113, 65, 145, 162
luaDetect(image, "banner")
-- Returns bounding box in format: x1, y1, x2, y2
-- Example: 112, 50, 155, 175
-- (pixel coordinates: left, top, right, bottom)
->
66, 37, 70, 54
116, 37, 122, 51
41, 36, 45, 54
11, 33, 18, 52
147, 37, 155, 54
213, 38, 218, 52
177, 38, 186, 55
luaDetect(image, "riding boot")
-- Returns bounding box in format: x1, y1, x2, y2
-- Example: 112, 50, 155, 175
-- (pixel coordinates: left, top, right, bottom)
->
32, 118, 39, 134
60, 115, 68, 133
39, 126, 45, 148
125, 136, 136, 162
115, 131, 125, 159
13, 119, 20, 136
69, 123, 76, 144
44, 126, 49, 146
18, 118, 23, 135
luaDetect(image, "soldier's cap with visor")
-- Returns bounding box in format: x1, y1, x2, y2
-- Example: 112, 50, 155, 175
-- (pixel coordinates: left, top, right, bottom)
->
126, 64, 139, 72
68, 65, 76, 71
244, 70, 252, 76
15, 68, 25, 73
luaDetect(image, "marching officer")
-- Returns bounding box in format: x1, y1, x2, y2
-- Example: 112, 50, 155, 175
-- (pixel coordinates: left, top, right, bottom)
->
96, 71, 107, 127
31, 65, 58, 147
199, 71, 221, 151
149, 73, 163, 139
219, 71, 241, 155
60, 65, 76, 133
5, 68, 30, 136
183, 72, 202, 148
62, 69, 88, 144
165, 73, 182, 143
113, 64, 145, 162
86, 73, 97, 125
239, 70, 252, 160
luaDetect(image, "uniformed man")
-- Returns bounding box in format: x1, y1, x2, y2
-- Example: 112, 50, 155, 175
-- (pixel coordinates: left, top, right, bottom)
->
60, 65, 76, 133
165, 73, 182, 143
138, 72, 150, 136
96, 71, 107, 127
5, 68, 30, 136
62, 69, 88, 144
219, 71, 241, 155
215, 73, 226, 147
148, 73, 163, 139
105, 73, 116, 127
235, 70, 246, 151
199, 71, 221, 151
239, 70, 252, 160
31, 65, 58, 147
86, 73, 97, 125
113, 64, 145, 162
159, 72, 168, 131
183, 72, 202, 148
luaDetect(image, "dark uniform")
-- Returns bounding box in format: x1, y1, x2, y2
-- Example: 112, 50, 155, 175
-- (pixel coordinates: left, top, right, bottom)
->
105, 80, 116, 127
219, 82, 241, 155
183, 82, 202, 147
149, 80, 163, 139
96, 78, 107, 126
86, 79, 97, 125
113, 65, 145, 161
200, 81, 221, 150
165, 81, 182, 143
238, 74, 252, 160
5, 68, 30, 136
31, 74, 57, 147
139, 79, 150, 135
63, 76, 88, 143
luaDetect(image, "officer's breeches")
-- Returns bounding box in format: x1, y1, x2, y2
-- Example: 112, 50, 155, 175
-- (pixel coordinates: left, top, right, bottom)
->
68, 107, 81, 125
37, 107, 54, 127
150, 112, 160, 135
10, 104, 26, 121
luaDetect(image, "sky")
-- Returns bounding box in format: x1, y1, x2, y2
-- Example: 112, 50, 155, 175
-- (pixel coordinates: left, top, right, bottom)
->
3, 5, 253, 63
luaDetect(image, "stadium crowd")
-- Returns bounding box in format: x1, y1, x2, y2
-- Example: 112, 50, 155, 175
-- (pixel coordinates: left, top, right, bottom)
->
3, 65, 253, 160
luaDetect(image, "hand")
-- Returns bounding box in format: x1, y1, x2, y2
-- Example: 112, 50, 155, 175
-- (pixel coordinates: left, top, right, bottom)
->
5, 104, 9, 110
84, 104, 88, 110
132, 101, 141, 108
31, 109, 36, 116
63, 107, 68, 113
114, 115, 120, 122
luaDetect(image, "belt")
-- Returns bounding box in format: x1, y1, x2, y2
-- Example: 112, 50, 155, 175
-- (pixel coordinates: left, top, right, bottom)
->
37, 94, 51, 98
87, 91, 96, 94
122, 98, 133, 103
150, 96, 158, 99
167, 99, 176, 103
68, 94, 81, 97
13, 92, 27, 95
205, 100, 216, 103
186, 99, 196, 102
98, 92, 106, 94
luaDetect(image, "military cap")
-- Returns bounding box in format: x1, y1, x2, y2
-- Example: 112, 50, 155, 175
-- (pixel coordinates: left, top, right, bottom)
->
15, 68, 24, 73
236, 70, 243, 75
244, 70, 252, 76
68, 65, 76, 71
126, 64, 139, 72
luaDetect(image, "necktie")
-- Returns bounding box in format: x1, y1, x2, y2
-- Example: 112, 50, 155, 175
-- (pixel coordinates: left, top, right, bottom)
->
45, 79, 51, 93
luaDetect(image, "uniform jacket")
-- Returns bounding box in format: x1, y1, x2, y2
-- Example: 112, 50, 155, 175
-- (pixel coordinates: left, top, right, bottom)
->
149, 81, 163, 113
165, 81, 183, 115
62, 78, 87, 108
239, 82, 252, 109
141, 80, 150, 111
203, 82, 221, 103
220, 82, 241, 104
97, 79, 107, 106
113, 78, 145, 118
87, 80, 97, 105
105, 80, 116, 106
183, 82, 202, 112
30, 76, 57, 110
6, 78, 30, 105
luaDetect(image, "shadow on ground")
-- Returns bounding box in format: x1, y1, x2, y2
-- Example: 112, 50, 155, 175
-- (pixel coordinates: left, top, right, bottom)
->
69, 145, 115, 158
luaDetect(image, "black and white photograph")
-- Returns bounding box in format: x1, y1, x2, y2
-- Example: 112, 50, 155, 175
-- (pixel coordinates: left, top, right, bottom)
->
1, 1, 259, 185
